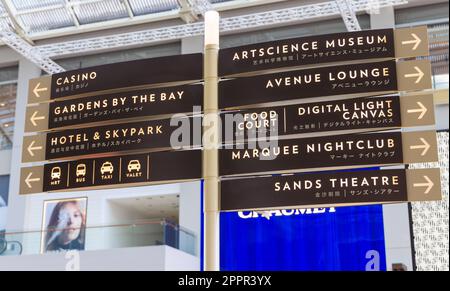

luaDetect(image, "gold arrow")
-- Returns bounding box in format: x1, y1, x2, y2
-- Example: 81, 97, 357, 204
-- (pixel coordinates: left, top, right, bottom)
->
404, 66, 424, 84
401, 33, 422, 51
25, 172, 41, 189
407, 101, 427, 120
30, 111, 46, 126
27, 140, 43, 157
409, 137, 430, 156
413, 175, 434, 194
33, 82, 48, 98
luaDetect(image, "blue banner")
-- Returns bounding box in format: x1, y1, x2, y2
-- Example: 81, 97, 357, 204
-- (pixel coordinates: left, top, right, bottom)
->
220, 206, 386, 271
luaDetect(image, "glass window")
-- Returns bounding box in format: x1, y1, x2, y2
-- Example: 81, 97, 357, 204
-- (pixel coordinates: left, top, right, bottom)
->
0, 175, 9, 207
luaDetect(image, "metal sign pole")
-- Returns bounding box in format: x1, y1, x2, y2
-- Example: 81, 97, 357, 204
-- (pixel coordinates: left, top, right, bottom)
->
203, 10, 220, 271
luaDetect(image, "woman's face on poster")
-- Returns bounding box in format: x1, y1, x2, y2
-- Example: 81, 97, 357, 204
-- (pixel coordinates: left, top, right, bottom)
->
57, 203, 83, 244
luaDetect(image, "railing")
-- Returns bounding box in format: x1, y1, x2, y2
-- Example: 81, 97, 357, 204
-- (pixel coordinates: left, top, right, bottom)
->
0, 219, 196, 257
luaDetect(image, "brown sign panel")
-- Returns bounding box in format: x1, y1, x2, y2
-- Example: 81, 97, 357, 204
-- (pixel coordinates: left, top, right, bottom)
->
219, 60, 431, 109
222, 94, 435, 142
219, 131, 438, 177
20, 166, 44, 195
406, 168, 442, 202
394, 26, 429, 60
396, 59, 433, 92
22, 134, 47, 163
220, 168, 441, 211
222, 95, 402, 142
219, 26, 429, 77
24, 104, 50, 132
25, 84, 203, 132
22, 116, 201, 163
20, 150, 201, 194
27, 53, 203, 104
400, 94, 435, 127
402, 131, 438, 164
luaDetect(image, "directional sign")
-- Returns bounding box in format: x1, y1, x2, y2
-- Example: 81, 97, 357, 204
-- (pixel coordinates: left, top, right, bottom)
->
27, 53, 203, 104
22, 116, 202, 163
25, 83, 203, 132
222, 94, 435, 142
219, 59, 432, 109
219, 130, 438, 177
219, 26, 429, 76
20, 166, 44, 195
24, 105, 50, 132
220, 168, 441, 211
19, 150, 201, 194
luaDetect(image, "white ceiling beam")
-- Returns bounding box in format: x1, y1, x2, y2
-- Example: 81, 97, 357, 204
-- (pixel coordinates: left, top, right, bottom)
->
0, 0, 32, 41
0, 0, 289, 41
177, 0, 199, 23
65, 0, 80, 27
122, 0, 135, 19
0, 22, 65, 74
36, 0, 408, 58
335, 0, 362, 31
190, 0, 213, 15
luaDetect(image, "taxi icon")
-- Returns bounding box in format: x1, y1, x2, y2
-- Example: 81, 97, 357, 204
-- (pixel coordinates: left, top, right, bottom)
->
101, 162, 114, 175
76, 164, 87, 177
51, 167, 62, 180
128, 160, 141, 172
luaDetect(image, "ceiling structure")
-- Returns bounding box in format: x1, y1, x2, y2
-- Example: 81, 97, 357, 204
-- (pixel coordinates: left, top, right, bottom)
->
109, 194, 179, 221
0, 0, 412, 74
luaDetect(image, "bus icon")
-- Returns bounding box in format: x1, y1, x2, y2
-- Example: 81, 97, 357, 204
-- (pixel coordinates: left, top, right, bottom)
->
76, 164, 87, 177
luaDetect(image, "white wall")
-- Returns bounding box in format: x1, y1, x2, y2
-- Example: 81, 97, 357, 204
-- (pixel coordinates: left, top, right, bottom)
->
0, 150, 11, 176
0, 150, 11, 228
0, 245, 199, 271
179, 181, 201, 257
436, 104, 449, 131
0, 207, 6, 230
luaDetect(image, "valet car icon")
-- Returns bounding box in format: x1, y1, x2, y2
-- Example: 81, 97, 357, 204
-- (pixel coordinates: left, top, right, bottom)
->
101, 162, 114, 175
51, 167, 62, 180
128, 160, 141, 172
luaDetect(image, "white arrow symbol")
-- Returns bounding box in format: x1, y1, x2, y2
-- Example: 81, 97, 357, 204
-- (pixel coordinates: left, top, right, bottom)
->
413, 175, 434, 194
407, 102, 427, 120
25, 172, 41, 189
404, 66, 424, 84
33, 82, 48, 98
409, 137, 430, 156
27, 140, 43, 157
401, 33, 422, 51
30, 111, 46, 126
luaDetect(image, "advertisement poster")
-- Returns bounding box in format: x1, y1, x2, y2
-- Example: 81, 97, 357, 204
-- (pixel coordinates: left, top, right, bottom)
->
41, 198, 88, 253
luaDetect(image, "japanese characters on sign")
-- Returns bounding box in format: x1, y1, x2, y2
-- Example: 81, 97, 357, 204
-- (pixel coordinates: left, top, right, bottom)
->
219, 60, 432, 109
220, 168, 441, 211
22, 116, 202, 163
27, 53, 203, 104
222, 94, 435, 142
220, 131, 438, 177
25, 83, 203, 132
219, 26, 429, 76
